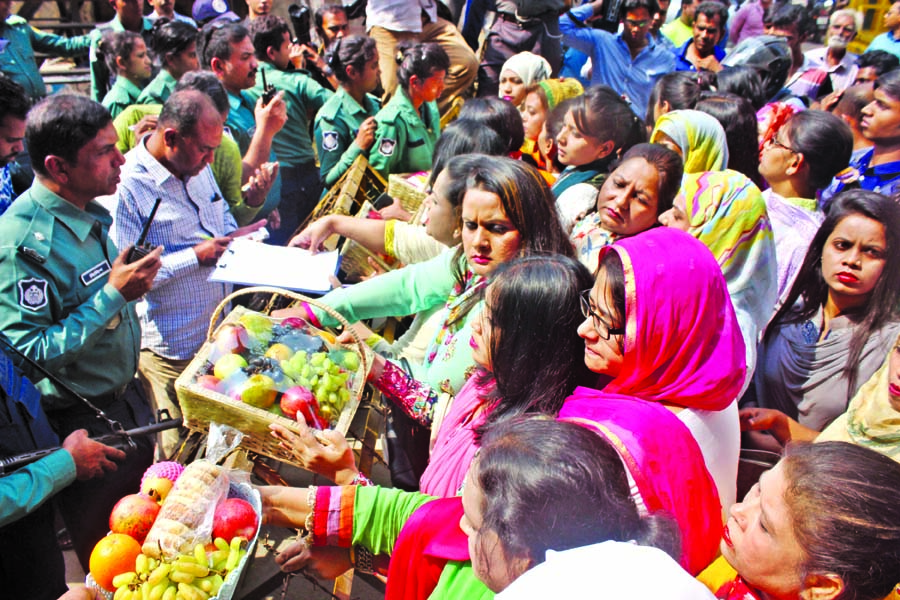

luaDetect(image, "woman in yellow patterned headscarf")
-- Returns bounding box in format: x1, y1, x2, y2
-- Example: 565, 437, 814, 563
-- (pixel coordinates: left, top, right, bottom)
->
659, 169, 777, 383
650, 109, 729, 173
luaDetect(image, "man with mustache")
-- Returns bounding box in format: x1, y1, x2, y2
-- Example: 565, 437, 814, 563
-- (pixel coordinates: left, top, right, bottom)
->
0, 77, 28, 215
0, 94, 162, 586
201, 21, 287, 233
787, 9, 861, 101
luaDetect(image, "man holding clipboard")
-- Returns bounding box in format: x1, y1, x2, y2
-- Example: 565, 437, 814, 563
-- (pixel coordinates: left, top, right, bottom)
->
107, 89, 265, 459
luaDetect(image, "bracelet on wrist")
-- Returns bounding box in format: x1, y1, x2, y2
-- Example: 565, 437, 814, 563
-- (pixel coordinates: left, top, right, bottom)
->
302, 485, 317, 541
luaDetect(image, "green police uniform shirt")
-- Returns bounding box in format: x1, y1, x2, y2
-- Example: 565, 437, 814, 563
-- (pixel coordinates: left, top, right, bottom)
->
89, 16, 153, 101
368, 88, 441, 179
0, 180, 141, 411
247, 63, 332, 168
101, 76, 144, 118
314, 87, 381, 188
226, 89, 282, 215
0, 16, 91, 100
135, 68, 176, 105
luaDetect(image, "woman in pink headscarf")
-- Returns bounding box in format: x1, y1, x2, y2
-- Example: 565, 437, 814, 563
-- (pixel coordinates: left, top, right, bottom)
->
561, 227, 747, 575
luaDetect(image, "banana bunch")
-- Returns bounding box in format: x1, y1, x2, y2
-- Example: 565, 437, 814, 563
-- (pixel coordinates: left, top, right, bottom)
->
112, 537, 248, 600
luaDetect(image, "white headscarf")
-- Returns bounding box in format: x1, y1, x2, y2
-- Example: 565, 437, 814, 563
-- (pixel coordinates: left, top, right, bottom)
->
497, 541, 716, 600
499, 52, 552, 89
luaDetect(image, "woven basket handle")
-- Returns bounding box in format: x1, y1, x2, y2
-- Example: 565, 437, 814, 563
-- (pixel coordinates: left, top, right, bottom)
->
205, 285, 370, 374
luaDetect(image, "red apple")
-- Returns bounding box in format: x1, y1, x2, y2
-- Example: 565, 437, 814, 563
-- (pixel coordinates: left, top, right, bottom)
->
214, 324, 250, 355
213, 498, 259, 542
109, 493, 160, 543
280, 317, 306, 330
280, 386, 328, 429
196, 375, 222, 392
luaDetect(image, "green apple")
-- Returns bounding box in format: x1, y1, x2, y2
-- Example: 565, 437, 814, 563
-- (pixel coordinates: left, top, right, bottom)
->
240, 374, 278, 409
213, 354, 248, 380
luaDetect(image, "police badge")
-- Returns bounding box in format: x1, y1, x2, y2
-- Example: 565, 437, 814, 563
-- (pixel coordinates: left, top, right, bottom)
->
18, 278, 48, 311
322, 130, 339, 151
378, 138, 396, 156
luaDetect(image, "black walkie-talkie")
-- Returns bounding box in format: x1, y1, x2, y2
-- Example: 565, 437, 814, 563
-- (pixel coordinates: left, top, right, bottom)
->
261, 69, 277, 106
126, 197, 161, 263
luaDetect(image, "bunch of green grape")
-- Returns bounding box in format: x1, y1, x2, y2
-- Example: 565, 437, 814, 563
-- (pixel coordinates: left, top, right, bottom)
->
280, 351, 358, 422
112, 538, 246, 600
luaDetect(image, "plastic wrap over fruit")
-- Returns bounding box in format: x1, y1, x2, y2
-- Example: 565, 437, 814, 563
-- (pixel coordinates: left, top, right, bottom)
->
198, 310, 362, 428
142, 460, 229, 560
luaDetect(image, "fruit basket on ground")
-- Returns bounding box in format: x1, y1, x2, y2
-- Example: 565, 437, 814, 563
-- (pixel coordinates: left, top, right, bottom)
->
175, 287, 371, 467
86, 460, 262, 600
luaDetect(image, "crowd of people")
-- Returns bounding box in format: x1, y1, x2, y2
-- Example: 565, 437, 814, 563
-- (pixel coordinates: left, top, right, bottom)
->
3, 0, 900, 598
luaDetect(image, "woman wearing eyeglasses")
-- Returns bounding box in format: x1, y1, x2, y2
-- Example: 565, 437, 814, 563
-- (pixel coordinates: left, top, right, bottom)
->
758, 110, 853, 309
561, 227, 747, 574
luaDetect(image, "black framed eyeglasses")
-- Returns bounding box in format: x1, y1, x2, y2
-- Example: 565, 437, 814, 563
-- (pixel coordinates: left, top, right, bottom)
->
579, 289, 625, 340
765, 136, 798, 154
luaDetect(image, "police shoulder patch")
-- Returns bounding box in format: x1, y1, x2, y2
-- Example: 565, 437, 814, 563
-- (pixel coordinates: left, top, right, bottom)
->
18, 278, 48, 312
378, 138, 396, 157
322, 130, 339, 151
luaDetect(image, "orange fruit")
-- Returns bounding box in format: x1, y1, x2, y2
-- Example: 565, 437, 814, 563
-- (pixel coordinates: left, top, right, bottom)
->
89, 533, 142, 592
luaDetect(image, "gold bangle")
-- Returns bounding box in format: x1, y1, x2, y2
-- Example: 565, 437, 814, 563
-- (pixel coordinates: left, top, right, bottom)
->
304, 485, 317, 538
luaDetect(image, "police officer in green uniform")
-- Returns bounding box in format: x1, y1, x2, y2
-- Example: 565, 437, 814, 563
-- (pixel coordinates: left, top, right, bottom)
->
202, 21, 287, 226
0, 95, 162, 571
247, 15, 332, 239
314, 35, 381, 190
89, 2, 154, 101
368, 42, 448, 179
0, 4, 91, 102
136, 19, 199, 105
99, 31, 152, 118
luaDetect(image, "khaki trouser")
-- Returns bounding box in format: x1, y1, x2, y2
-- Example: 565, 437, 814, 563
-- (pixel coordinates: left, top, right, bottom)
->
138, 349, 191, 460
369, 17, 478, 114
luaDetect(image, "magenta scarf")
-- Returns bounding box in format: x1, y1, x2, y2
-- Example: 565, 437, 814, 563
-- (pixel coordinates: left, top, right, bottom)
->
419, 377, 494, 497
559, 392, 722, 575
602, 228, 746, 411
386, 497, 469, 600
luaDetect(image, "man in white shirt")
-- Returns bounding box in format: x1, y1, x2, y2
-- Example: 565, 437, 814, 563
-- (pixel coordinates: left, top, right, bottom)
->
108, 90, 263, 458
790, 9, 861, 97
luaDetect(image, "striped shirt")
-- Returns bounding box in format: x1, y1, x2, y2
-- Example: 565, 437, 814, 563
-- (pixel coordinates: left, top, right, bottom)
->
108, 139, 237, 359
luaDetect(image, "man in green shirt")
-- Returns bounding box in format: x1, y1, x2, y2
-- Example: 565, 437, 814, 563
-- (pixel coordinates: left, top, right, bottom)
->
248, 15, 332, 241
202, 21, 288, 235
0, 94, 161, 571
0, 0, 91, 101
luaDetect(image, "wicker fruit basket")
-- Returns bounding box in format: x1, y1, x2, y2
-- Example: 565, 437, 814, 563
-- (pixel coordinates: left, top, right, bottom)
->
339, 201, 398, 283
86, 480, 261, 600
175, 287, 371, 467
297, 154, 387, 235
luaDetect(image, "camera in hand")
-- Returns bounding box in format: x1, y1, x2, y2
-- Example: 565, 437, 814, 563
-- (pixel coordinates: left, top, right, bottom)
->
288, 3, 312, 47
126, 197, 161, 264
261, 69, 277, 106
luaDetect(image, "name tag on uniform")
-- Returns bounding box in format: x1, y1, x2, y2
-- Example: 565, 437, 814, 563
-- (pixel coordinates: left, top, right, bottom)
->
80, 260, 111, 286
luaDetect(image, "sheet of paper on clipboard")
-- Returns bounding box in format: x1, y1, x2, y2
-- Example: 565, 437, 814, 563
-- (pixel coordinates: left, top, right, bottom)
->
209, 238, 340, 294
